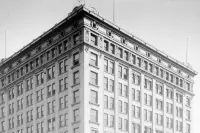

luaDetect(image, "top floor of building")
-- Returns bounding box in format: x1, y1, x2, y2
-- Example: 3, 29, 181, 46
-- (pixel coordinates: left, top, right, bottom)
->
0, 5, 197, 91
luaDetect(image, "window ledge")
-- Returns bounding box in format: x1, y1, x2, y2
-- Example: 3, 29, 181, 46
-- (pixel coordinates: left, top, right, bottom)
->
71, 63, 80, 69
89, 64, 100, 69
185, 119, 191, 122
185, 105, 191, 108
104, 89, 114, 93
89, 83, 99, 88
0, 102, 5, 105
71, 83, 80, 88
72, 121, 80, 125
0, 116, 5, 120
132, 116, 140, 119
89, 102, 100, 106
71, 102, 80, 107
89, 121, 100, 125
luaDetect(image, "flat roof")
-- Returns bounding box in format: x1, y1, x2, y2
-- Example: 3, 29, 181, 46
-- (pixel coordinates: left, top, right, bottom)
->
0, 4, 197, 76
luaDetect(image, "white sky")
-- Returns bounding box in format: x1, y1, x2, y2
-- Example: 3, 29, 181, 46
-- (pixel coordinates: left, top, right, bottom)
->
0, 0, 199, 132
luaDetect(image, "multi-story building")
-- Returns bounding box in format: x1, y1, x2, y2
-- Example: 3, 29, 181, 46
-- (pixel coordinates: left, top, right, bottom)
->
0, 5, 197, 133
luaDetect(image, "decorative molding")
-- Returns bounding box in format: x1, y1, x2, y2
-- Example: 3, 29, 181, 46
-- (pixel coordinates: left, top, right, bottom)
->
79, 46, 83, 52
72, 20, 79, 30
68, 37, 72, 48
99, 35, 103, 49
99, 51, 102, 59
85, 45, 89, 52
85, 28, 90, 43
68, 51, 72, 58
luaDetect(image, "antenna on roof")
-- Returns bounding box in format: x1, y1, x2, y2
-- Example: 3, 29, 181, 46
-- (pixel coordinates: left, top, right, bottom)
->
113, 0, 115, 23
186, 38, 188, 63
73, 0, 84, 8
5, 30, 7, 58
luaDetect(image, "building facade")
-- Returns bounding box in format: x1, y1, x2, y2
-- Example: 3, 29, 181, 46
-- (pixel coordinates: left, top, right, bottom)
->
0, 5, 197, 133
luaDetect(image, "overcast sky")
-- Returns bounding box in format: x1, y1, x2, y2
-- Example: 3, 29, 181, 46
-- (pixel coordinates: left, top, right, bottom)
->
0, 0, 200, 132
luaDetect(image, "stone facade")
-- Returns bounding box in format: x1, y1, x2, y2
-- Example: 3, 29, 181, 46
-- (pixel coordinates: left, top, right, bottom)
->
0, 5, 197, 133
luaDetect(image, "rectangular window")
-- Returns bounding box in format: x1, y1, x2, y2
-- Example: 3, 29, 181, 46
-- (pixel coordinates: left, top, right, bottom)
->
104, 59, 108, 72
73, 71, 80, 85
124, 119, 128, 131
109, 61, 114, 74
124, 51, 129, 61
124, 85, 128, 97
90, 71, 98, 85
144, 78, 152, 90
17, 82, 23, 96
110, 43, 115, 54
58, 43, 63, 54
109, 79, 114, 92
104, 95, 108, 108
104, 113, 108, 126
104, 77, 108, 90
47, 118, 55, 131
47, 100, 55, 114
132, 123, 140, 133
73, 90, 79, 104
90, 52, 98, 66
118, 65, 122, 78
110, 115, 114, 127
47, 83, 55, 97
25, 64, 29, 73
59, 79, 64, 92
118, 47, 123, 58
124, 67, 128, 80
110, 97, 114, 109
118, 100, 122, 113
74, 109, 79, 122
104, 40, 109, 51
73, 52, 79, 66
59, 95, 68, 110
91, 34, 97, 46
136, 57, 141, 67
73, 33, 79, 45
46, 51, 50, 61
59, 113, 68, 127
36, 88, 44, 102
118, 83, 122, 96
64, 40, 68, 51
132, 72, 141, 85
90, 109, 98, 123
156, 83, 163, 95
91, 90, 98, 104
118, 117, 122, 129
